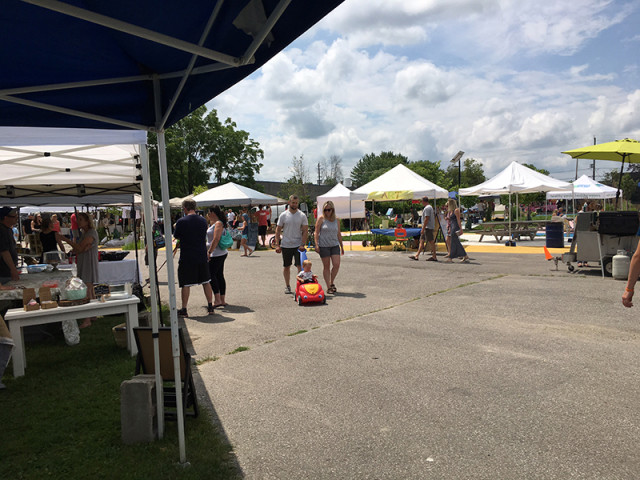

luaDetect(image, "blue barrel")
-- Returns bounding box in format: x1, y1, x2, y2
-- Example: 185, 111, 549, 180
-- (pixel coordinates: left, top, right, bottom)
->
545, 222, 564, 248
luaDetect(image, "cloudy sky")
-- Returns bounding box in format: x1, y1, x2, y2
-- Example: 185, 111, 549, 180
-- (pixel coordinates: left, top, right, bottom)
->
209, 0, 640, 184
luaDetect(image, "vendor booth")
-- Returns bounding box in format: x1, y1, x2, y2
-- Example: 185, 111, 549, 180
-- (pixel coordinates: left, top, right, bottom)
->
460, 162, 571, 245
1, 0, 346, 463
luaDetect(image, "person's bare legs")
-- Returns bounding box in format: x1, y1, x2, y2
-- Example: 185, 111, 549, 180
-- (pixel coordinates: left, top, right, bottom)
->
411, 240, 424, 259
202, 282, 213, 304
240, 238, 250, 256
330, 254, 341, 287
321, 255, 331, 290
79, 282, 96, 328
430, 240, 437, 260
181, 286, 190, 310
283, 265, 291, 289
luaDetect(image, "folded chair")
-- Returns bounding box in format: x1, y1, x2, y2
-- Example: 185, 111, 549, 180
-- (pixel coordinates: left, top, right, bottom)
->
392, 227, 409, 251
133, 327, 199, 419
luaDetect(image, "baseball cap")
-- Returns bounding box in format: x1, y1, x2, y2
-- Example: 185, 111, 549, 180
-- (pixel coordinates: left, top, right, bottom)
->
0, 207, 18, 219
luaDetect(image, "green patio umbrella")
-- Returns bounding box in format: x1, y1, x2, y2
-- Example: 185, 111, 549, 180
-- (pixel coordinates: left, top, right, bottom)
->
562, 138, 640, 208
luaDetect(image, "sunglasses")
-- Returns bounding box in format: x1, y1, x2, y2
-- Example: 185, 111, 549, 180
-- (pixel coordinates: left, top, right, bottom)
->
324, 208, 333, 212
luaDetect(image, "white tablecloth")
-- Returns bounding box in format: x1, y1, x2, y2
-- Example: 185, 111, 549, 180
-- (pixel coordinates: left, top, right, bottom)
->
98, 259, 141, 285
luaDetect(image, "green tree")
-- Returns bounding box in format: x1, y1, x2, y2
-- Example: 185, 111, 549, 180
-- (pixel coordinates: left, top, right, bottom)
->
350, 151, 409, 187
148, 106, 263, 198
192, 184, 209, 196
279, 155, 313, 208
601, 168, 637, 206
209, 115, 264, 187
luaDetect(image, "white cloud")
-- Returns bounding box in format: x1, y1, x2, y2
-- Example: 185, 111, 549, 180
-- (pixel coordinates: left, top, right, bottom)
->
207, 0, 638, 183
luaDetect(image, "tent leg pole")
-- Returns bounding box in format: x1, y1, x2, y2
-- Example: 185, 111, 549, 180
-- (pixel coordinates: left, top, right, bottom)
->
158, 131, 187, 464
140, 146, 164, 439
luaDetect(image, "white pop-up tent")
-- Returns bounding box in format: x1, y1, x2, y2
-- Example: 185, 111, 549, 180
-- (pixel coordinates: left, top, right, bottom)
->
460, 161, 571, 196
193, 182, 282, 207
546, 174, 617, 200
317, 183, 368, 250
317, 183, 367, 218
0, 126, 169, 445
460, 161, 571, 242
354, 164, 449, 200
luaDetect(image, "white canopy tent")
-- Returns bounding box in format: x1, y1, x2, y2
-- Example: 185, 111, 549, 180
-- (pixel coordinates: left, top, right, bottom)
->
192, 182, 282, 207
0, 127, 168, 444
354, 164, 449, 200
317, 183, 367, 218
546, 174, 617, 200
460, 161, 571, 242
317, 183, 367, 251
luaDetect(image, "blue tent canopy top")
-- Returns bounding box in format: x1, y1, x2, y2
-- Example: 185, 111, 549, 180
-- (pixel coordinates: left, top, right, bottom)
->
0, 0, 344, 131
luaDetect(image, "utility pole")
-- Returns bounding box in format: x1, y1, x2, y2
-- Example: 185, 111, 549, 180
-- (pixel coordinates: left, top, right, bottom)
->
317, 163, 321, 185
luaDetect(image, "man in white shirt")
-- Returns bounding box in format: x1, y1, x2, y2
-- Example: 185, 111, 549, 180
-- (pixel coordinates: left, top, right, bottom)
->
274, 195, 308, 294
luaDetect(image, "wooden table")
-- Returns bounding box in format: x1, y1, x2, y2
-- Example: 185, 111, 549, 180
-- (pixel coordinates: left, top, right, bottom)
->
6, 296, 140, 377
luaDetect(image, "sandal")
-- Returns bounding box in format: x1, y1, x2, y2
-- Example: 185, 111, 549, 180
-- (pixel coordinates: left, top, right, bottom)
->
207, 305, 215, 314
177, 308, 188, 317
328, 284, 337, 294
408, 255, 418, 261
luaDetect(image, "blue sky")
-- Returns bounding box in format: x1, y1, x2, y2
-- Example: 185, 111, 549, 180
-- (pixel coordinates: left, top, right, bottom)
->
209, 0, 640, 184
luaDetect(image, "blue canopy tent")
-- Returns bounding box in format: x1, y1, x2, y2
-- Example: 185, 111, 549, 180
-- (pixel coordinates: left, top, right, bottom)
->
0, 0, 344, 463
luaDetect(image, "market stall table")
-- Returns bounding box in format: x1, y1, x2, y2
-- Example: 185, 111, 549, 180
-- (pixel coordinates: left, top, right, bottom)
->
6, 296, 140, 377
0, 269, 72, 301
98, 259, 141, 285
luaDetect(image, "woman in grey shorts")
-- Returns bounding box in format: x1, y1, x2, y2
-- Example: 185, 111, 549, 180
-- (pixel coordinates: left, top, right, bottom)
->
314, 200, 344, 294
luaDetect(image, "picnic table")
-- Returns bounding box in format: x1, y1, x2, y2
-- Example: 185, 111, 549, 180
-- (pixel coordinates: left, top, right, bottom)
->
473, 220, 547, 243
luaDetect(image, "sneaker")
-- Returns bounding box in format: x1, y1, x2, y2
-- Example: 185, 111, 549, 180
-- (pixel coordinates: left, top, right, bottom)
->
177, 308, 188, 317
284, 286, 292, 294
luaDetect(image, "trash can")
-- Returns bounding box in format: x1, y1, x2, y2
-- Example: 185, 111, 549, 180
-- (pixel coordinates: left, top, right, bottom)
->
546, 222, 564, 248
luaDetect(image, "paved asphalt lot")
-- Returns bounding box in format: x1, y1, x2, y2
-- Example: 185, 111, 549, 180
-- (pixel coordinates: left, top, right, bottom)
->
147, 246, 640, 479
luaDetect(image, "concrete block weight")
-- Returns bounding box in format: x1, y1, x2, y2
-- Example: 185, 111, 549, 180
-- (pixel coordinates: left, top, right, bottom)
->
120, 374, 160, 444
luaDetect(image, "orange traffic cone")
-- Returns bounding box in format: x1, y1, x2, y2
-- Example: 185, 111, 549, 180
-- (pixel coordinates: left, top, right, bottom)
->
543, 246, 554, 261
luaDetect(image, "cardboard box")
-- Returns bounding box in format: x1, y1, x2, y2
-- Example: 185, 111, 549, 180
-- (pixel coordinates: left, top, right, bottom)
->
23, 288, 40, 311
39, 287, 58, 309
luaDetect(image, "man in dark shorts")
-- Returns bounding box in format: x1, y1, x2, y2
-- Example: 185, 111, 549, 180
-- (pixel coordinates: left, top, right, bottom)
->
408, 196, 437, 261
173, 199, 214, 316
274, 195, 308, 294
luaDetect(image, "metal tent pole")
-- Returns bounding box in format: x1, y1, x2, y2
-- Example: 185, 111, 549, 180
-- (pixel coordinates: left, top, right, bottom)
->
157, 131, 187, 463
140, 146, 164, 438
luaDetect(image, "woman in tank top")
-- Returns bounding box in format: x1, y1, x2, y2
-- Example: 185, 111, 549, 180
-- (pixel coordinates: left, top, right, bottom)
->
314, 200, 344, 294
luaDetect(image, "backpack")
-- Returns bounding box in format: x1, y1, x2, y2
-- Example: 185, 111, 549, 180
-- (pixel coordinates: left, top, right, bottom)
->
218, 227, 234, 250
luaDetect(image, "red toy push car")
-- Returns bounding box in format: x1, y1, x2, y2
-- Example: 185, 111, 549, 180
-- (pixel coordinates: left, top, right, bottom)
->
294, 278, 326, 306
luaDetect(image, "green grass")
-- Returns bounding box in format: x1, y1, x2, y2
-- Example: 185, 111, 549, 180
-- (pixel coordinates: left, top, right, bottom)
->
0, 317, 240, 480
228, 346, 249, 355
287, 329, 308, 336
